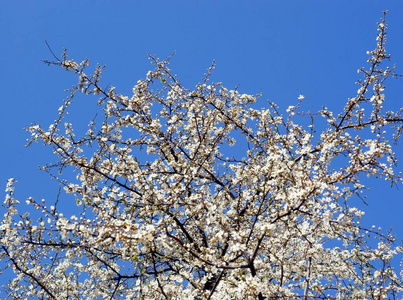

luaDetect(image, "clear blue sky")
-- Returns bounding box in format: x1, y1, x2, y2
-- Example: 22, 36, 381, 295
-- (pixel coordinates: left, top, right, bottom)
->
1, 0, 403, 263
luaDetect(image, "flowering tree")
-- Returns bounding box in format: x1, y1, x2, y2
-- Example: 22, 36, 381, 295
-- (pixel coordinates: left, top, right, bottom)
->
2, 12, 403, 299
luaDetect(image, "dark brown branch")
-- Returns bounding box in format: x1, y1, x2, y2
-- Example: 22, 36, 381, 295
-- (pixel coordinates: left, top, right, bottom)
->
2, 245, 57, 299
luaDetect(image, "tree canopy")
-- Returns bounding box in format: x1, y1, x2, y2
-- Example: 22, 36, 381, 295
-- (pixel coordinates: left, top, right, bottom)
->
1, 12, 403, 299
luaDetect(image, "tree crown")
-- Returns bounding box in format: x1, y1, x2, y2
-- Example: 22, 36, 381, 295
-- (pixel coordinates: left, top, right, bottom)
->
2, 11, 403, 299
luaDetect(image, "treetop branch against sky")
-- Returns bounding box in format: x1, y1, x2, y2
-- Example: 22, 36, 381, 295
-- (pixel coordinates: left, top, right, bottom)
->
2, 2, 403, 299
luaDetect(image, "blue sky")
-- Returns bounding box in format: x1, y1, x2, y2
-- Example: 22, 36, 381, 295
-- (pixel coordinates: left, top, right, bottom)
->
1, 0, 403, 265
